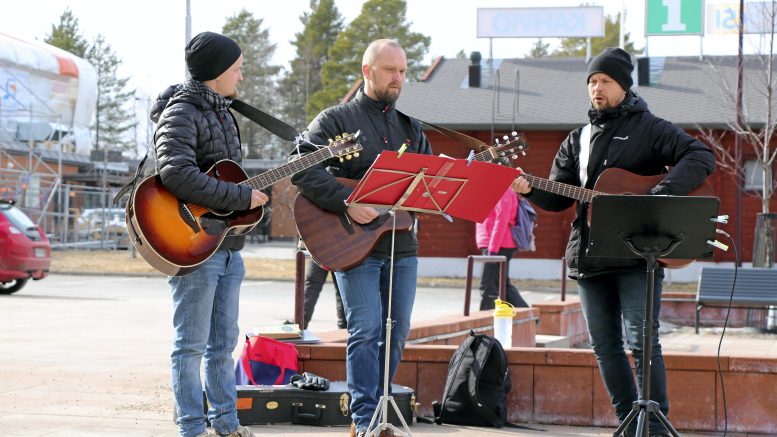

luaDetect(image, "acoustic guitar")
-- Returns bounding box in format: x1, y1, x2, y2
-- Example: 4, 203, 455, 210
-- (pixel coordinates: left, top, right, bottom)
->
517, 167, 714, 268
295, 135, 530, 271
127, 133, 362, 276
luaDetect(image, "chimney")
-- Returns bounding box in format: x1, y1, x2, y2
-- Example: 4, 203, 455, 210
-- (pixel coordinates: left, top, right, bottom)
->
468, 51, 481, 88
637, 57, 650, 87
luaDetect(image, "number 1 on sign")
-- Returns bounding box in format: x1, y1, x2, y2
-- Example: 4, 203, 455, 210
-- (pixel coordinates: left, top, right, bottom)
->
662, 0, 687, 32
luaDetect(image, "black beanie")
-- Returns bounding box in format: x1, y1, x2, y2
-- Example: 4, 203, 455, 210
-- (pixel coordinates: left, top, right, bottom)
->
185, 32, 242, 82
587, 47, 633, 91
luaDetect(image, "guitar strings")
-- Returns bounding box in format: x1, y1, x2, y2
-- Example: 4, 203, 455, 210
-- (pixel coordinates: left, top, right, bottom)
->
184, 137, 334, 217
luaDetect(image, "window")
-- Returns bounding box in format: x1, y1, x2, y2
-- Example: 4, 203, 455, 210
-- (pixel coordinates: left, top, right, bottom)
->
744, 160, 768, 191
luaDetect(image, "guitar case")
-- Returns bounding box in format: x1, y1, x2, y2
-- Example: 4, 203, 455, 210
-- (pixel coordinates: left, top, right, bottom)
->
205, 381, 416, 426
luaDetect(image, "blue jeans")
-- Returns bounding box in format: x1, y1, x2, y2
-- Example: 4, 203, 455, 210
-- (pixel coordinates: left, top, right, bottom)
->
335, 255, 418, 431
578, 269, 669, 433
169, 250, 244, 437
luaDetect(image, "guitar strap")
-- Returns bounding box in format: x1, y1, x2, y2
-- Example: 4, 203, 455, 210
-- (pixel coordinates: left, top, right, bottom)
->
394, 108, 492, 152
230, 99, 300, 142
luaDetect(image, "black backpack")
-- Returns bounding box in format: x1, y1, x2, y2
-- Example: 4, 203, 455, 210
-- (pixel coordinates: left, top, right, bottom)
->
434, 331, 511, 427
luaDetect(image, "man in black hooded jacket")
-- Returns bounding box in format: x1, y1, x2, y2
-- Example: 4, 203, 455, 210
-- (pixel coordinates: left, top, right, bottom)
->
513, 47, 715, 437
151, 31, 265, 437
291, 39, 431, 437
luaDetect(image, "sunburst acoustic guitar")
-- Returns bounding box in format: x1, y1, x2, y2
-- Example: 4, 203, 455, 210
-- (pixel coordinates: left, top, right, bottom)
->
127, 133, 362, 276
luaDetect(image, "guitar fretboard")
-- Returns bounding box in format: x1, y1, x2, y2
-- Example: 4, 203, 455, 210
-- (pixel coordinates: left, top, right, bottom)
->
239, 144, 352, 190
522, 174, 603, 203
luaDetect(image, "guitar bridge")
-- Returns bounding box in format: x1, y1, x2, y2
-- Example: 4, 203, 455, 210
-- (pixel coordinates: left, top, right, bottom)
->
178, 202, 201, 233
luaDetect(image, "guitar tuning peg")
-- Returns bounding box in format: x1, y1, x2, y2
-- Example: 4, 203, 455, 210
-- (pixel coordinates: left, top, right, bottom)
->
502, 135, 508, 141
346, 154, 352, 160
328, 138, 334, 144
512, 154, 518, 159
339, 157, 344, 162
354, 152, 360, 157
335, 135, 342, 141
511, 131, 518, 136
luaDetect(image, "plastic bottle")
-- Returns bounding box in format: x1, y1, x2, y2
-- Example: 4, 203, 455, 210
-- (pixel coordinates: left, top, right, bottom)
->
493, 298, 515, 348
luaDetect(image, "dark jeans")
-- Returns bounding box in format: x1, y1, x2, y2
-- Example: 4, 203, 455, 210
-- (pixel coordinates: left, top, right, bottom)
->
479, 247, 528, 310
578, 269, 669, 434
303, 259, 345, 329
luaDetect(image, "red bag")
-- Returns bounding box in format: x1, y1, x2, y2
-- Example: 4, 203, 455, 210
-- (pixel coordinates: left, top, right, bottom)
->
235, 335, 299, 385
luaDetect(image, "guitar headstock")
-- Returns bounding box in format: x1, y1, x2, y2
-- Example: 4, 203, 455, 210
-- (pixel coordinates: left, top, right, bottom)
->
490, 132, 529, 166
328, 131, 363, 162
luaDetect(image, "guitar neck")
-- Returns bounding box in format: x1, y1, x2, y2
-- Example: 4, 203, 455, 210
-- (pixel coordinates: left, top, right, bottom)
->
239, 147, 336, 190
522, 174, 602, 203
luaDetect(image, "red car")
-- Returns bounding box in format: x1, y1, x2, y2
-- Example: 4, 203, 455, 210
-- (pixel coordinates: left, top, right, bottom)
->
0, 200, 51, 294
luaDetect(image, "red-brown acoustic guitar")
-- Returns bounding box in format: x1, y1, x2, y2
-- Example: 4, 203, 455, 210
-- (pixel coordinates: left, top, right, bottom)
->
294, 135, 530, 271
127, 133, 361, 276
516, 167, 714, 268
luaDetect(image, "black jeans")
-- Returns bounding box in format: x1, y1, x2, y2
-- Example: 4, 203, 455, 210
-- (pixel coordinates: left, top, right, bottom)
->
478, 247, 528, 310
303, 259, 346, 329
578, 270, 669, 434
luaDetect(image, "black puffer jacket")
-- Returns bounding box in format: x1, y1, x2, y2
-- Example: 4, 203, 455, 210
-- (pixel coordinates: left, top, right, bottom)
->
291, 88, 433, 259
526, 91, 716, 279
150, 84, 251, 251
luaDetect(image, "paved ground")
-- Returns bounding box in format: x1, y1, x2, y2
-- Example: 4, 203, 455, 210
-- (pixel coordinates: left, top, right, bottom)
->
2, 243, 773, 436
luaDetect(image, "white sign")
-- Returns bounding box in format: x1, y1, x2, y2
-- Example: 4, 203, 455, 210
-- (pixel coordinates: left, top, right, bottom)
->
477, 7, 605, 38
707, 1, 777, 34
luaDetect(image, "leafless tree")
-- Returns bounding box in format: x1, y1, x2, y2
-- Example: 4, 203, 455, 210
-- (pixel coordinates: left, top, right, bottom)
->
698, 1, 777, 214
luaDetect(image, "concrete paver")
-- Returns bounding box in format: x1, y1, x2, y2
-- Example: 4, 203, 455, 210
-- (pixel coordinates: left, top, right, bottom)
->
2, 243, 773, 436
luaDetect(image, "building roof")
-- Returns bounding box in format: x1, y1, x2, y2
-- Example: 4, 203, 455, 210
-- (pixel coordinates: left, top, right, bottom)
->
396, 55, 774, 131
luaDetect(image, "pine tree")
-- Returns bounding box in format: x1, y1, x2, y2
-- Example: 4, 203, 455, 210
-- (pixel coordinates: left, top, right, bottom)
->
528, 39, 550, 58
222, 10, 282, 158
280, 0, 344, 129
44, 8, 89, 57
553, 14, 642, 57
86, 35, 136, 154
307, 0, 431, 117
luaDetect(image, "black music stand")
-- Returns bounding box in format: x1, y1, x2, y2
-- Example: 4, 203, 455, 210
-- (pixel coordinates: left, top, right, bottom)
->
347, 151, 516, 437
587, 195, 720, 437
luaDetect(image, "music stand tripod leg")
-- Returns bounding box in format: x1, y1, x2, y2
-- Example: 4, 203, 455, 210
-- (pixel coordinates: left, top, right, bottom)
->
366, 212, 413, 437
612, 244, 681, 437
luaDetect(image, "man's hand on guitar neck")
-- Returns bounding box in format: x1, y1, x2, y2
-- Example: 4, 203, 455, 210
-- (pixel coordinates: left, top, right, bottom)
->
250, 190, 269, 209
512, 168, 531, 194
346, 204, 379, 224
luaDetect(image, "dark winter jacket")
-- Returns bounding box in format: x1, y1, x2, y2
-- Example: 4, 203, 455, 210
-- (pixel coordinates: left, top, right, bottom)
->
525, 91, 716, 279
291, 88, 433, 259
150, 83, 252, 251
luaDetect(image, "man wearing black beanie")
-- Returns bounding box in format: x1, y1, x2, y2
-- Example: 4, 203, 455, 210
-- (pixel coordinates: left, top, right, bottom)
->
513, 47, 716, 437
148, 31, 264, 437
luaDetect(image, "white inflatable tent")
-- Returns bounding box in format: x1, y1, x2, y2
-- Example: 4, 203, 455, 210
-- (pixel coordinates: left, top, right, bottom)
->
0, 32, 97, 154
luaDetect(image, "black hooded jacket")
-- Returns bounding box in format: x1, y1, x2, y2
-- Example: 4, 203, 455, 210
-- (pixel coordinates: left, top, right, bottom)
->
525, 91, 716, 279
291, 88, 433, 259
150, 84, 252, 251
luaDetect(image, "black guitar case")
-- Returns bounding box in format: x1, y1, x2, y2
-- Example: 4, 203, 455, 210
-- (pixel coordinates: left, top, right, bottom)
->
206, 381, 416, 427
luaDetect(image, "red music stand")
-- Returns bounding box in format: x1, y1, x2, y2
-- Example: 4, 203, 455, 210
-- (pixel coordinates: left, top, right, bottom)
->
347, 151, 519, 437
348, 151, 519, 223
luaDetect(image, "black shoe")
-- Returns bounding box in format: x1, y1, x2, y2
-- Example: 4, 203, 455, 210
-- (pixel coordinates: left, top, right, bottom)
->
337, 320, 347, 329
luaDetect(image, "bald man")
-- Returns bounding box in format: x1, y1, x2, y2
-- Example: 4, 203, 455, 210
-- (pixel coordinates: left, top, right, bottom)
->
291, 39, 432, 437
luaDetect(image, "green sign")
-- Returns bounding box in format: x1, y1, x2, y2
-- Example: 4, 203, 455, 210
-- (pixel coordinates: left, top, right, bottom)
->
646, 0, 704, 35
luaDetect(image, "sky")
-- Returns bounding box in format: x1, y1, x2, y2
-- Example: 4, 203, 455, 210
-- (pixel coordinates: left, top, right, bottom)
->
2, 0, 771, 102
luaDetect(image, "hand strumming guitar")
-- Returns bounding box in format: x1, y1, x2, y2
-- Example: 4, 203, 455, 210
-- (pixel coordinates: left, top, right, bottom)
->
346, 204, 379, 224
250, 190, 269, 209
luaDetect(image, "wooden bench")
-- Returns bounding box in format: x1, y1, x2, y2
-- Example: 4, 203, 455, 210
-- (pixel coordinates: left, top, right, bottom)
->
695, 267, 777, 333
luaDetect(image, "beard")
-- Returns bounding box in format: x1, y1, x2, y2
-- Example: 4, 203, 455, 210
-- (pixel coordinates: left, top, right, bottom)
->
374, 85, 401, 103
